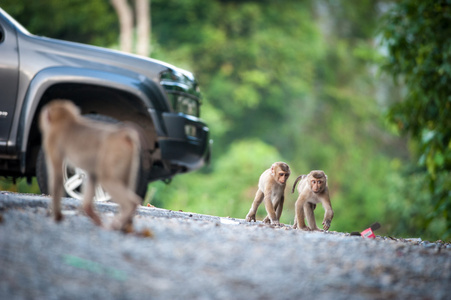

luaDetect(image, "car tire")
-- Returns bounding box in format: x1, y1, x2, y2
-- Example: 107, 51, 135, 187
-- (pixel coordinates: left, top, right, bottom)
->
36, 114, 148, 202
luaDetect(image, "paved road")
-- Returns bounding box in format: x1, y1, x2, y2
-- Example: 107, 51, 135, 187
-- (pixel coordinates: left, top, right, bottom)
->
0, 192, 450, 299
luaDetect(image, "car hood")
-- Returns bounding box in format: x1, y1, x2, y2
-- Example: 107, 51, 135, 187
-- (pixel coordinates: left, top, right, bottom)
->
20, 31, 195, 84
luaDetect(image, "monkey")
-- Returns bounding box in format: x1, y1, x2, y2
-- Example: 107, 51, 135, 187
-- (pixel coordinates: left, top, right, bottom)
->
245, 162, 291, 226
39, 100, 143, 232
291, 170, 333, 231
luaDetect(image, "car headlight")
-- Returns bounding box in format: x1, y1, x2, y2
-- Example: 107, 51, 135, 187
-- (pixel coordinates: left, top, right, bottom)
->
160, 69, 202, 117
177, 95, 199, 117
166, 92, 200, 117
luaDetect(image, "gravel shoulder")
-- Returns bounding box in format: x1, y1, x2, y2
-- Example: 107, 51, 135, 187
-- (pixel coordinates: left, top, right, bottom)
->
0, 192, 450, 300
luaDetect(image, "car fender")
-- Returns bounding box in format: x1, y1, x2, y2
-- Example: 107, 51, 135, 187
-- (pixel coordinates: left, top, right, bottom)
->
17, 66, 168, 171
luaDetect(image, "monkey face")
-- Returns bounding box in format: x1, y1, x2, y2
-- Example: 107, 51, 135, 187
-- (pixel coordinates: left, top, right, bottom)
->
310, 179, 324, 193
277, 171, 290, 184
270, 162, 291, 185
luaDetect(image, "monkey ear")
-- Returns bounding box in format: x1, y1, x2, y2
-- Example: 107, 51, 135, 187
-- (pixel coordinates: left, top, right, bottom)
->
270, 163, 276, 175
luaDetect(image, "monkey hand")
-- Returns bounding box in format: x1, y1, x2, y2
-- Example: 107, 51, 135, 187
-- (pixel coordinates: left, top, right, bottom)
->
245, 213, 256, 222
262, 216, 271, 224
322, 220, 331, 231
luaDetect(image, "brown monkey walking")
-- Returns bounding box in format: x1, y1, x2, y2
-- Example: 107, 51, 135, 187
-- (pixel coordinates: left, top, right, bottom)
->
245, 162, 291, 226
292, 170, 333, 231
39, 100, 143, 232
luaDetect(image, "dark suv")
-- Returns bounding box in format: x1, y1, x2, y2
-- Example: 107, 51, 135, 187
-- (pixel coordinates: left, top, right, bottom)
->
0, 8, 211, 200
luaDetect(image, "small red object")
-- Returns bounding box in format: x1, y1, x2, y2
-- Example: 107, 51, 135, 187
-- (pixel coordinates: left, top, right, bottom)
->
360, 228, 376, 238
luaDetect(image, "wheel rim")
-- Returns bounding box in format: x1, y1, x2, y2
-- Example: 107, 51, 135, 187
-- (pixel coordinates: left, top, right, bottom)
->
62, 161, 111, 202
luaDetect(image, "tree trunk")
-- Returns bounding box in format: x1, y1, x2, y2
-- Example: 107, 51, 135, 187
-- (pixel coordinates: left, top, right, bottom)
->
110, 0, 134, 53
135, 0, 151, 57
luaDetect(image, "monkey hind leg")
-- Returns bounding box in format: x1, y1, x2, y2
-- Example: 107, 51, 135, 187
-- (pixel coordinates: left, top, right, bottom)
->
292, 215, 297, 229
47, 157, 64, 222
294, 198, 309, 230
82, 176, 102, 226
246, 190, 264, 222
102, 181, 140, 232
305, 202, 319, 230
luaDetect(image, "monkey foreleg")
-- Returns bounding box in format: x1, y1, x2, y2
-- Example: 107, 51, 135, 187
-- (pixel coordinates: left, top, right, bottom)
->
322, 208, 334, 231
322, 220, 331, 231
263, 196, 279, 225
275, 196, 284, 220
294, 197, 310, 230
262, 196, 284, 225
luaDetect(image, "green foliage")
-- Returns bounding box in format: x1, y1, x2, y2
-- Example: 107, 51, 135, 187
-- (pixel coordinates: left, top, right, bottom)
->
0, 178, 41, 195
385, 167, 448, 240
152, 0, 322, 155
1, 0, 118, 46
381, 0, 451, 239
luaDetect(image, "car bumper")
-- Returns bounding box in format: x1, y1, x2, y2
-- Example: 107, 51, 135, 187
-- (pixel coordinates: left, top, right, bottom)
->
158, 112, 211, 171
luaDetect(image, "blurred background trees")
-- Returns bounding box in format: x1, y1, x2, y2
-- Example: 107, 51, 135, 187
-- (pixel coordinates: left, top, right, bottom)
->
381, 0, 451, 239
1, 0, 449, 240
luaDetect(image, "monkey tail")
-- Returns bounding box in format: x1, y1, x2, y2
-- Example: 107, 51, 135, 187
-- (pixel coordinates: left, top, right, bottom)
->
291, 175, 305, 193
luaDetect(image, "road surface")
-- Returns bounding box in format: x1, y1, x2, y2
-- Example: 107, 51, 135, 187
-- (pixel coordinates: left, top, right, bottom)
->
0, 192, 450, 299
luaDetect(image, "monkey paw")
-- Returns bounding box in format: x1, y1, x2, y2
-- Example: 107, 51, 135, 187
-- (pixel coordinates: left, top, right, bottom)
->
110, 219, 134, 233
245, 214, 256, 222
270, 220, 280, 226
322, 220, 331, 231
122, 223, 135, 234
297, 226, 311, 231
54, 212, 64, 222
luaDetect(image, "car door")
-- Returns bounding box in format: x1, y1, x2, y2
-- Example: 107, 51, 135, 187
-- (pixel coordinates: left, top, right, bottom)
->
0, 13, 20, 152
